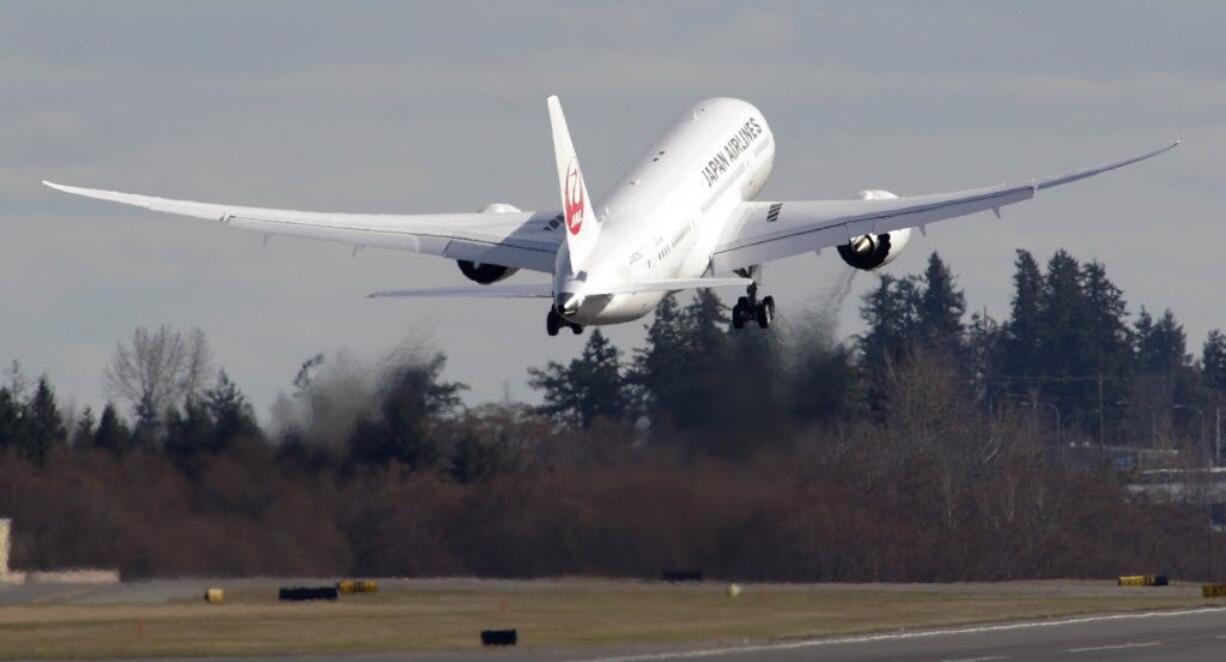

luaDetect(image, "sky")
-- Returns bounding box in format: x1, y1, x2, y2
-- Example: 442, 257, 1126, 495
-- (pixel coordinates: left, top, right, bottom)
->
2, 1, 1224, 420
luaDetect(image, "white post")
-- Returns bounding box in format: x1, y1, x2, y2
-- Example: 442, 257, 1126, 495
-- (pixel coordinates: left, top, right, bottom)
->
1217, 406, 1222, 467
0, 519, 9, 579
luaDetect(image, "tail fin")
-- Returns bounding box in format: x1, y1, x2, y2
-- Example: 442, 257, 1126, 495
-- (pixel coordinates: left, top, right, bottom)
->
547, 96, 599, 273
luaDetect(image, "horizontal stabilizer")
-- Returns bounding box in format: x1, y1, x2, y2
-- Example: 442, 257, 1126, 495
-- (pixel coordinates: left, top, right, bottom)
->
368, 277, 753, 300
594, 277, 753, 295
369, 283, 554, 299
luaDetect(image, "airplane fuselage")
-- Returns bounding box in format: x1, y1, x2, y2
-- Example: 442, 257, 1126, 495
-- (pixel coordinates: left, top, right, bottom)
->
554, 98, 775, 325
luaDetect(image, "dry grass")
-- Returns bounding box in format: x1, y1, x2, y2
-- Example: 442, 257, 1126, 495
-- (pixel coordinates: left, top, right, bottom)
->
0, 579, 1212, 659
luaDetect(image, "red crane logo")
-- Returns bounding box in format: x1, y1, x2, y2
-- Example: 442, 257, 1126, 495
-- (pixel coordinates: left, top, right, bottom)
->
564, 161, 585, 236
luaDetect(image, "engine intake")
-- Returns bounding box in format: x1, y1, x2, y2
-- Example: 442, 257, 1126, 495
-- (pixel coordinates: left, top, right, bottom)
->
456, 202, 524, 284
457, 260, 518, 284
836, 190, 911, 271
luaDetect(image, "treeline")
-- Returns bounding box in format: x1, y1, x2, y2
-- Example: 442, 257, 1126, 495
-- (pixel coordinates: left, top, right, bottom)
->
0, 248, 1222, 581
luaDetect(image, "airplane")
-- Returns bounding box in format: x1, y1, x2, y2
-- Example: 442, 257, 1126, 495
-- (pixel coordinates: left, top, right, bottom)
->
45, 97, 1178, 336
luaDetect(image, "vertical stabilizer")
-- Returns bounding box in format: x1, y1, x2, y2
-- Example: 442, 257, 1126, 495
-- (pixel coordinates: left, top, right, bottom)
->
546, 96, 599, 273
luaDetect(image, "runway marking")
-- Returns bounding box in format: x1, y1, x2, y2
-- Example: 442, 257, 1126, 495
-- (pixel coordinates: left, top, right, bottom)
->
574, 608, 1226, 661
1067, 641, 1162, 653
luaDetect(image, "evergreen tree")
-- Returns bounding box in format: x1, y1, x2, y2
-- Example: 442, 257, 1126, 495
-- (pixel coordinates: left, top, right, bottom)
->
682, 289, 728, 357
529, 329, 630, 428
915, 252, 966, 358
0, 387, 22, 452
997, 249, 1044, 380
164, 398, 213, 460
1038, 250, 1090, 377
630, 293, 687, 424
93, 403, 130, 454
1135, 308, 1189, 376
22, 376, 65, 462
859, 274, 921, 374
347, 353, 465, 469
1203, 329, 1226, 393
1080, 260, 1134, 379
204, 370, 258, 449
965, 309, 1001, 396
71, 407, 97, 447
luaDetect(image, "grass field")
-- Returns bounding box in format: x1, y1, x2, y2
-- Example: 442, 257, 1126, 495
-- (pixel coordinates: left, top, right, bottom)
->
0, 579, 1213, 659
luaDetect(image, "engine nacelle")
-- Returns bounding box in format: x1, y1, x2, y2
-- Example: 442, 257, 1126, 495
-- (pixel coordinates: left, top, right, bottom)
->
457, 260, 518, 284
456, 203, 524, 284
836, 190, 912, 271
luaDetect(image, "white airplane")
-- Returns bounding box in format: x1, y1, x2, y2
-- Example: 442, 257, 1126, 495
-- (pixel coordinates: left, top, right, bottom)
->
46, 97, 1177, 336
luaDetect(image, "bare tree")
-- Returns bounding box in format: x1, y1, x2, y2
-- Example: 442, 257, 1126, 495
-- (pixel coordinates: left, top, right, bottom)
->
104, 325, 212, 419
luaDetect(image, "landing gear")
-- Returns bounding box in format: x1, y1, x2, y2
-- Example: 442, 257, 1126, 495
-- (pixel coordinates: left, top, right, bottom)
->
732, 282, 775, 330
546, 307, 584, 336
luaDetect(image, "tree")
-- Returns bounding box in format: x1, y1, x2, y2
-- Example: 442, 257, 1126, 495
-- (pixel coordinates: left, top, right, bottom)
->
205, 370, 258, 448
104, 325, 212, 421
1135, 308, 1189, 376
71, 407, 97, 447
22, 376, 65, 462
859, 273, 922, 410
529, 329, 631, 428
347, 353, 465, 469
0, 387, 23, 452
915, 252, 966, 359
1080, 260, 1133, 379
92, 403, 131, 454
997, 249, 1044, 380
630, 293, 687, 424
1204, 329, 1226, 393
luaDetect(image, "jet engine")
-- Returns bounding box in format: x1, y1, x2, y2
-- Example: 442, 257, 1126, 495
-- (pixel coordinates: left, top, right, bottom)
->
836, 189, 911, 271
457, 260, 518, 284
456, 203, 523, 284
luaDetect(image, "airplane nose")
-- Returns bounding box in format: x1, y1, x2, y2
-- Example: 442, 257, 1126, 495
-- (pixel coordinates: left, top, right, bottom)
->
556, 293, 580, 317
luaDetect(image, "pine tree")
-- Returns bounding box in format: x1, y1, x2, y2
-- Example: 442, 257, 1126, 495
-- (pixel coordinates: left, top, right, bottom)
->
1136, 308, 1189, 376
529, 329, 630, 428
630, 293, 687, 423
346, 354, 463, 470
998, 249, 1044, 380
915, 252, 966, 358
71, 407, 97, 447
1080, 260, 1134, 379
205, 370, 258, 449
859, 273, 921, 375
0, 387, 23, 452
1203, 329, 1226, 393
93, 403, 131, 454
23, 376, 65, 463
682, 289, 728, 358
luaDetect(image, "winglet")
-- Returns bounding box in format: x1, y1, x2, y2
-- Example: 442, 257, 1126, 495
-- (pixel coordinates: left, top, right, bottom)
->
547, 96, 599, 273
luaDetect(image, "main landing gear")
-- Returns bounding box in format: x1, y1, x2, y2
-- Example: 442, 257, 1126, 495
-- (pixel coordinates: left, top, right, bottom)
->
732, 282, 774, 330
546, 307, 584, 336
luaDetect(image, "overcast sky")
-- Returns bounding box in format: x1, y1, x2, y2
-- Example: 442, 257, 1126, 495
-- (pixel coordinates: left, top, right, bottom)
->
2, 1, 1223, 419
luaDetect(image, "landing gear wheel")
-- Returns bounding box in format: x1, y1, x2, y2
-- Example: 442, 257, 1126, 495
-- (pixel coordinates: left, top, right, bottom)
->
732, 299, 747, 330
755, 295, 775, 329
570, 323, 584, 335
546, 309, 562, 337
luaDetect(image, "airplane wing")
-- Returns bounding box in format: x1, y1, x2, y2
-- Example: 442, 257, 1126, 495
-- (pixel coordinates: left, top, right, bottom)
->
43, 181, 564, 273
710, 141, 1179, 273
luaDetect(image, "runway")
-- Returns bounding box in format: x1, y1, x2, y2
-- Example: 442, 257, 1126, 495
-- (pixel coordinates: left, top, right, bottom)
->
99, 606, 1226, 662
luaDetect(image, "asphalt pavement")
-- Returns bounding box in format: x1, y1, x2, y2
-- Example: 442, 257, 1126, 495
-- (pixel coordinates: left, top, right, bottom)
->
63, 605, 1226, 662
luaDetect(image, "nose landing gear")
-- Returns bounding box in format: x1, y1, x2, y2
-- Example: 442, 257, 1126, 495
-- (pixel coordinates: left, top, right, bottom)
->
732, 282, 774, 330
546, 307, 584, 336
